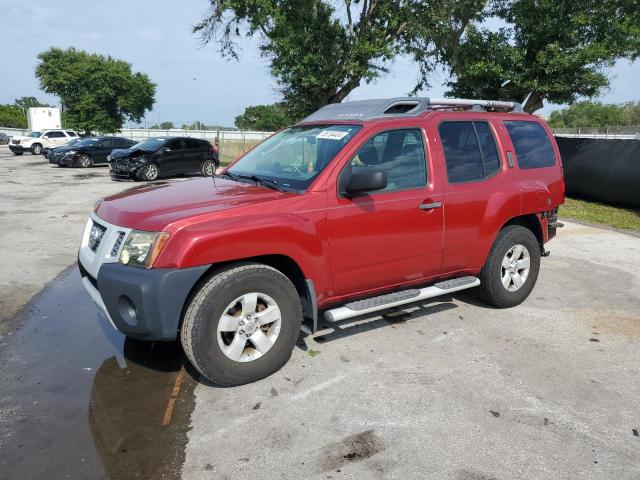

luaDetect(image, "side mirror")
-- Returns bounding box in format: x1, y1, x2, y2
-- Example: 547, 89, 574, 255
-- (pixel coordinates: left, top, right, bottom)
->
162, 147, 172, 153
344, 168, 387, 196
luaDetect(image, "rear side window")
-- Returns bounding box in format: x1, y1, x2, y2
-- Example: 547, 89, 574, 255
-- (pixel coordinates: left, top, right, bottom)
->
438, 121, 501, 183
184, 138, 200, 149
65, 131, 78, 137
504, 121, 555, 169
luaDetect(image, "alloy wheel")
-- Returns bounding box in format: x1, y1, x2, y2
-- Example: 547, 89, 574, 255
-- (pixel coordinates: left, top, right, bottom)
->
501, 244, 530, 292
217, 292, 282, 362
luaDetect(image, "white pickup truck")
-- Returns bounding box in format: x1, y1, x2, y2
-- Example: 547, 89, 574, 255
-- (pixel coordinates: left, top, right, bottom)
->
9, 129, 79, 155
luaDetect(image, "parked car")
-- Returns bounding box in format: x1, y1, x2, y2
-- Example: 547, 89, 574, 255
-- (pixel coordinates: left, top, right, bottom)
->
42, 137, 82, 157
48, 136, 137, 167
79, 97, 565, 386
8, 129, 79, 155
0, 132, 9, 145
107, 136, 218, 181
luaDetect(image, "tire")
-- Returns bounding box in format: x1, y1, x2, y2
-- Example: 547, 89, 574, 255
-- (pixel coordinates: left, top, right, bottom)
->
141, 162, 160, 181
181, 263, 302, 386
478, 225, 541, 308
201, 159, 214, 176
13, 152, 23, 156
31, 144, 43, 155
78, 154, 93, 168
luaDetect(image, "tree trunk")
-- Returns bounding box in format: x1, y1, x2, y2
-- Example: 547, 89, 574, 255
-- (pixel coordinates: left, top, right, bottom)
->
523, 92, 544, 113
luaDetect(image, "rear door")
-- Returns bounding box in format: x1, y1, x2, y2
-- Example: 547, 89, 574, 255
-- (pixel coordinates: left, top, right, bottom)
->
430, 115, 520, 272
45, 131, 66, 147
327, 126, 443, 296
182, 138, 203, 172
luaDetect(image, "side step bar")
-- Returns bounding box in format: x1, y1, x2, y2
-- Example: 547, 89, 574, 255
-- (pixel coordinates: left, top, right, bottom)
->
324, 276, 480, 323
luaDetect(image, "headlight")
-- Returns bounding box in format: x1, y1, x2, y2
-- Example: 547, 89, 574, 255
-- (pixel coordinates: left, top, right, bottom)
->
119, 230, 170, 268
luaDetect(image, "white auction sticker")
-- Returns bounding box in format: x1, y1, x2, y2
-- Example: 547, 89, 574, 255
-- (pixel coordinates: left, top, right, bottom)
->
317, 130, 349, 140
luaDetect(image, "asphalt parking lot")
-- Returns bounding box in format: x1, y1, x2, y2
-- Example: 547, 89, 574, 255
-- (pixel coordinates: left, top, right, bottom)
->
1, 145, 639, 479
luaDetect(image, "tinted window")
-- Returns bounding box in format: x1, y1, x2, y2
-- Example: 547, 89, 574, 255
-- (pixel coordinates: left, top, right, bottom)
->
46, 131, 65, 138
184, 138, 200, 149
504, 121, 555, 169
117, 138, 135, 147
439, 121, 501, 183
99, 138, 115, 148
348, 129, 427, 193
166, 139, 184, 150
65, 131, 78, 137
474, 122, 500, 176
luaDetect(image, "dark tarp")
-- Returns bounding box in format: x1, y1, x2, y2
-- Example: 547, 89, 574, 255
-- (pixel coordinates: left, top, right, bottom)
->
555, 137, 640, 208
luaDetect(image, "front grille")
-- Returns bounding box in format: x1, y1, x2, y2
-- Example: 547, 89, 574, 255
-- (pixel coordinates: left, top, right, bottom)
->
89, 221, 107, 252
111, 231, 125, 257
11, 139, 20, 145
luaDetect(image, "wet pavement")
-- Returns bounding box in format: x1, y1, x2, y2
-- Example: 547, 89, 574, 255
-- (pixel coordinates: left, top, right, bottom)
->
0, 266, 197, 479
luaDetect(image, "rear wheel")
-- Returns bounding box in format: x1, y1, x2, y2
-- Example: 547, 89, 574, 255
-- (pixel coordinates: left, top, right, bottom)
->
31, 144, 42, 155
479, 225, 540, 308
181, 263, 302, 386
201, 159, 214, 176
78, 154, 93, 168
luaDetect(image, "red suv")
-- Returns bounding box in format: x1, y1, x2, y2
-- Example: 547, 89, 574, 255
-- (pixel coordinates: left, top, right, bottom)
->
78, 97, 564, 386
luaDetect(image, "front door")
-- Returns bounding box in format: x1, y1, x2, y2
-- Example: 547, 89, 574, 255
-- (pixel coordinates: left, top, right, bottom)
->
327, 128, 443, 297
160, 139, 185, 173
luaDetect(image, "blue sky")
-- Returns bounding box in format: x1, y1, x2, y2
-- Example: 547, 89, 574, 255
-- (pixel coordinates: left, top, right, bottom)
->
1, 0, 638, 127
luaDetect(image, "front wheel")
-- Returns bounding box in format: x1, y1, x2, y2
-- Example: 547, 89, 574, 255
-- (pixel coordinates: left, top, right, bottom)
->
78, 154, 93, 168
478, 225, 541, 308
31, 144, 43, 155
181, 263, 302, 386
13, 151, 23, 156
141, 162, 160, 181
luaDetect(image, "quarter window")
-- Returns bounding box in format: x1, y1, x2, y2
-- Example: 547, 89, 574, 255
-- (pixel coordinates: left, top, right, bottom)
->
184, 138, 200, 149
504, 121, 555, 169
347, 129, 427, 193
438, 121, 501, 183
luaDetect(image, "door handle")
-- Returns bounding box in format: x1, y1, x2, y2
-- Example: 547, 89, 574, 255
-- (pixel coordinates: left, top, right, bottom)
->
419, 202, 442, 210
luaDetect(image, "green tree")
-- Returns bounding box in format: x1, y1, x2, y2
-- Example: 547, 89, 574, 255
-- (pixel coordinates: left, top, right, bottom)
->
0, 105, 27, 128
432, 0, 640, 112
35, 47, 155, 133
150, 121, 176, 129
235, 104, 291, 131
621, 102, 640, 125
547, 102, 626, 128
14, 96, 49, 110
195, 0, 467, 120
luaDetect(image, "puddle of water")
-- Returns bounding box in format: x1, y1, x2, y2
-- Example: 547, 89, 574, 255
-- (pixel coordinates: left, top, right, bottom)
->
0, 266, 196, 479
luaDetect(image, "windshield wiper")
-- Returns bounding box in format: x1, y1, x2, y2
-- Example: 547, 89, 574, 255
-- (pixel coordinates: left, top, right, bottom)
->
235, 174, 281, 191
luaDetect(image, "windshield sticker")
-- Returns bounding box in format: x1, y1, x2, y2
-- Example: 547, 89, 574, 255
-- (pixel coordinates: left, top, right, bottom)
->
317, 130, 350, 140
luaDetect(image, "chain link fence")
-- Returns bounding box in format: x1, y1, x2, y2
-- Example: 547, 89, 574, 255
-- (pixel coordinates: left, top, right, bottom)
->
552, 126, 640, 140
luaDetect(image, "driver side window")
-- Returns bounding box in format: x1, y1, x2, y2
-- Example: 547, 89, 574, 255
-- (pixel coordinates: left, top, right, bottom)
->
347, 129, 427, 193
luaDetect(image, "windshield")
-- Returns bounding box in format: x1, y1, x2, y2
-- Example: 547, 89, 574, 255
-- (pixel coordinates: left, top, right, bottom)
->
76, 138, 100, 147
228, 124, 361, 190
133, 138, 168, 151
28, 131, 41, 138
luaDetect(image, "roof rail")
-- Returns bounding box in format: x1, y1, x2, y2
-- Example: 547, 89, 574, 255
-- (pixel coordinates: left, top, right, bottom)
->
427, 98, 523, 113
300, 96, 523, 123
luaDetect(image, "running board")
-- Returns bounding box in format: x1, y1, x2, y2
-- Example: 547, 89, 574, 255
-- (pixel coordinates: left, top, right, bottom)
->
323, 276, 480, 323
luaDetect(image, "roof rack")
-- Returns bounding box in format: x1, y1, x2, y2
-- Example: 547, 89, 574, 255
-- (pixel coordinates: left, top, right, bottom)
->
300, 97, 524, 123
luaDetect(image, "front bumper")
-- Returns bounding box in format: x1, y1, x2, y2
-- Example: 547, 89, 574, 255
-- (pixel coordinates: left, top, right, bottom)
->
9, 144, 26, 153
78, 214, 209, 340
79, 260, 209, 341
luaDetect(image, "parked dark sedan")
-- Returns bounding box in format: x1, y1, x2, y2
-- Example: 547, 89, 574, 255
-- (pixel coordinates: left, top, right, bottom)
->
43, 137, 82, 157
108, 136, 218, 181
49, 136, 137, 167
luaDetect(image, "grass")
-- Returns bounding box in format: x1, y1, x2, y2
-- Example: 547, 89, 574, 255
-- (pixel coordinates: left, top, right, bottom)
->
560, 197, 640, 231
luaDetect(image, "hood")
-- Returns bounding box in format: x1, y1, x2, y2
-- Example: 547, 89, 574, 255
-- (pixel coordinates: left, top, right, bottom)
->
95, 177, 295, 231
109, 147, 153, 160
51, 145, 81, 153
